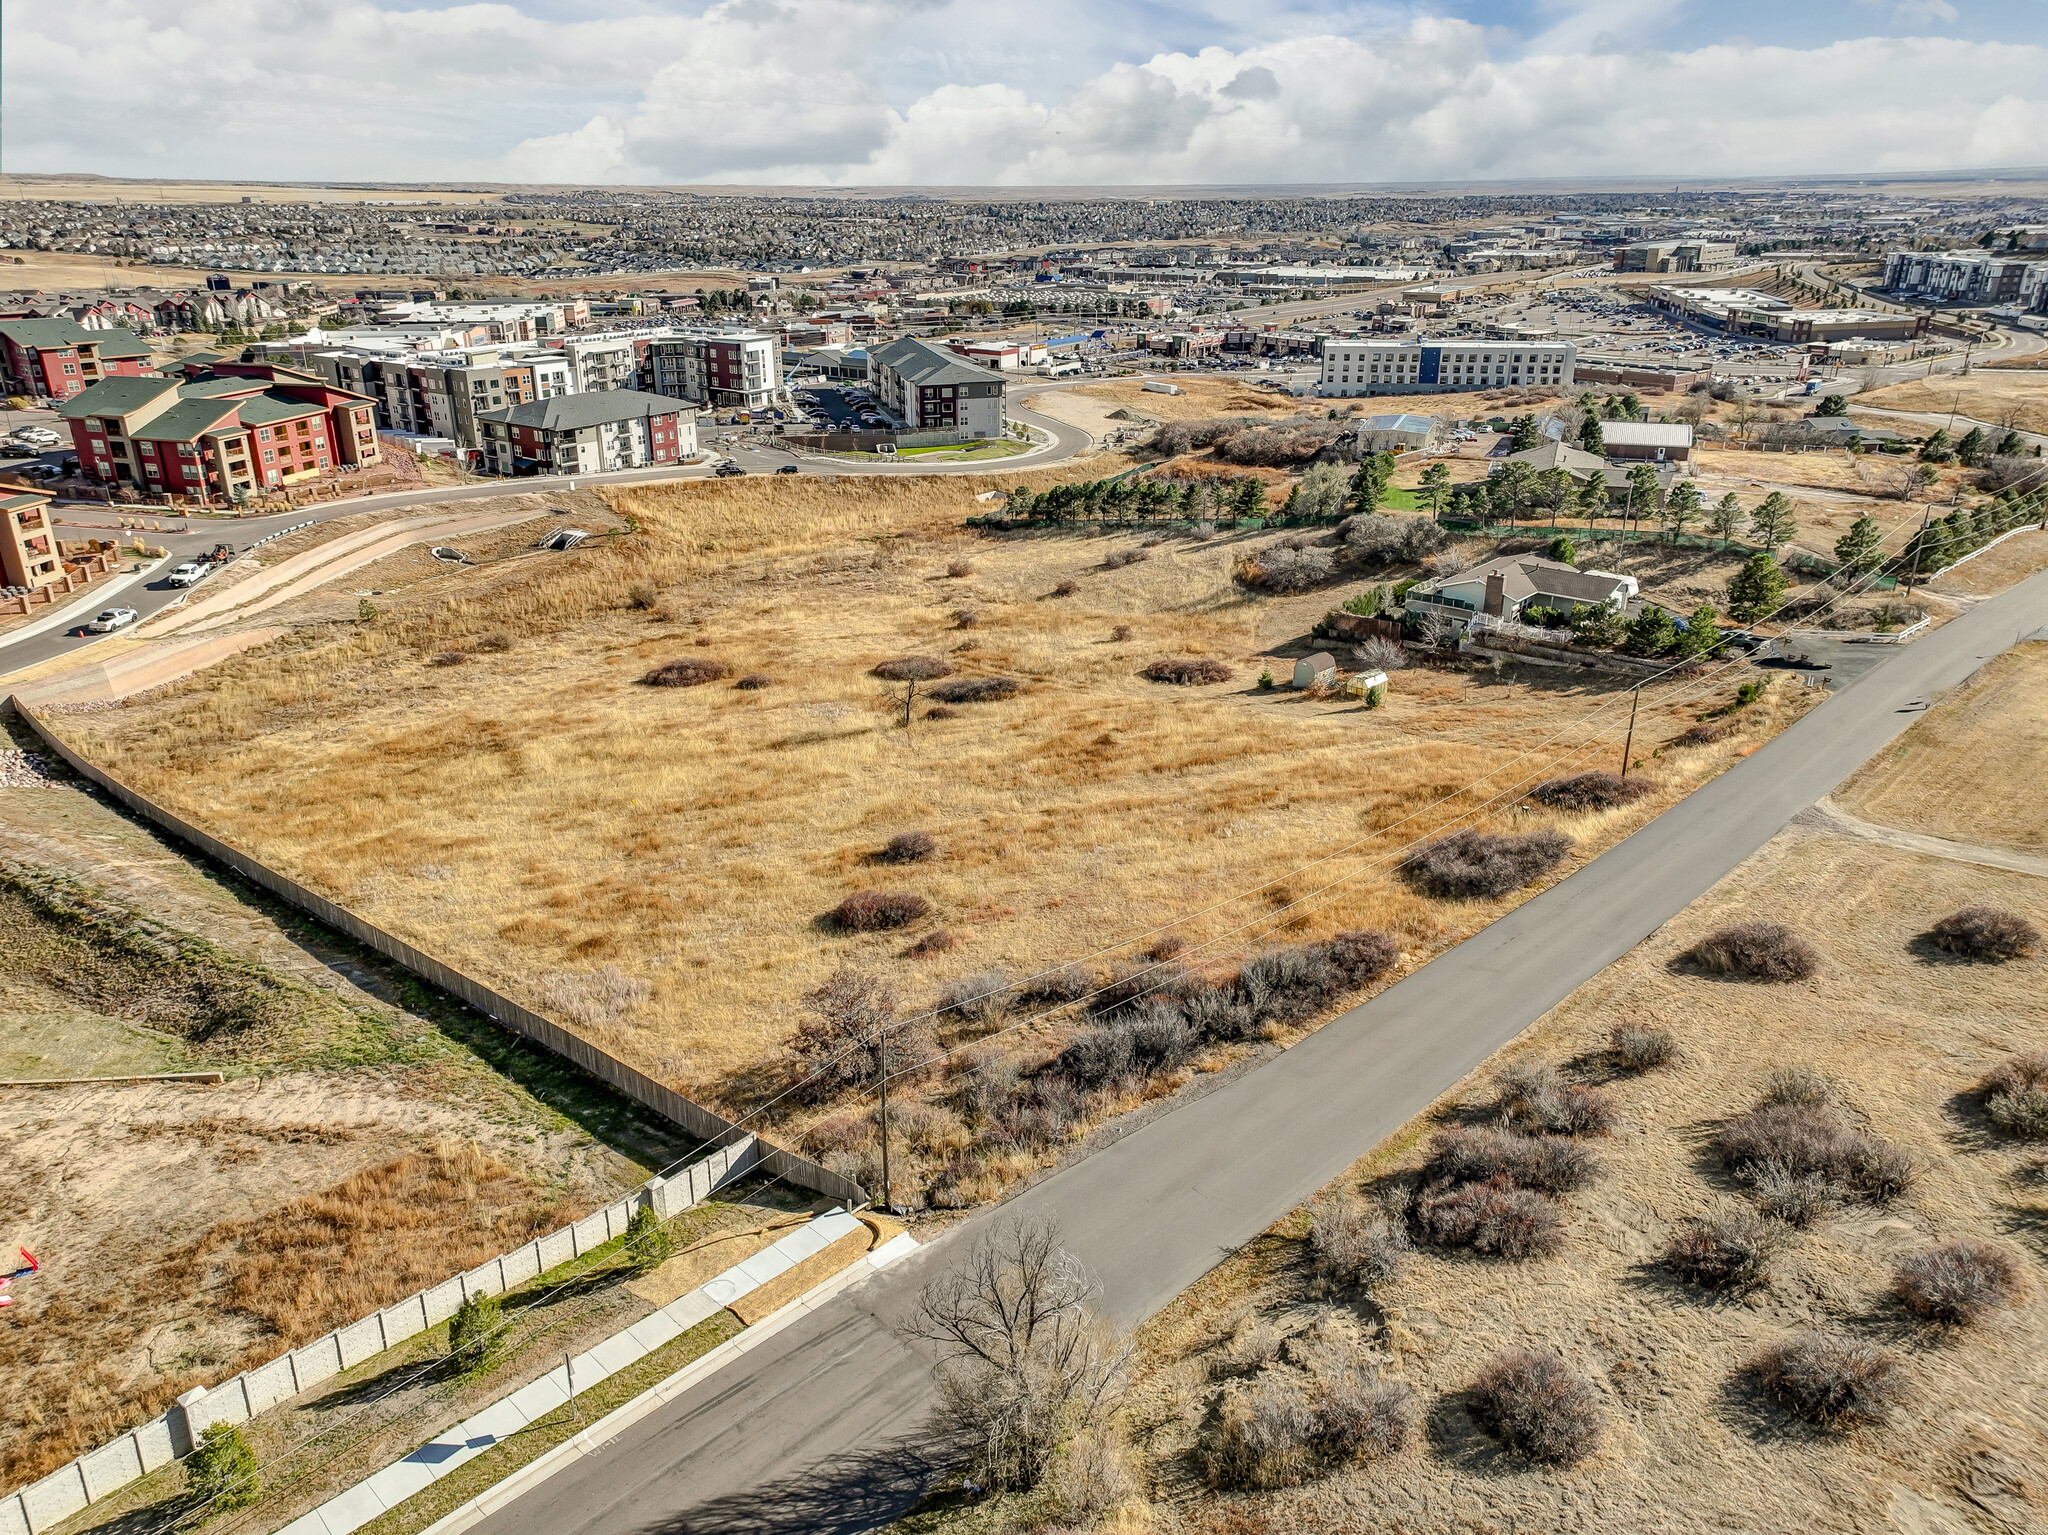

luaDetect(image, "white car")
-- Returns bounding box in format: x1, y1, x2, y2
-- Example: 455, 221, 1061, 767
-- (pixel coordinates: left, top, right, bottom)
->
9, 427, 59, 446
86, 607, 138, 633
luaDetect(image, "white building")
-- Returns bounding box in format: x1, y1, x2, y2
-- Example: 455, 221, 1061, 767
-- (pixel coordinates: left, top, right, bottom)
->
1318, 337, 1576, 398
559, 334, 638, 393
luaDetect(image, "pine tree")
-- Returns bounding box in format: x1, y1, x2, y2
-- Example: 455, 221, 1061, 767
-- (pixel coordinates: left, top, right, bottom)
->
1994, 430, 2025, 457
1726, 553, 1789, 623
1578, 413, 1605, 456
1230, 477, 1267, 518
1815, 394, 1848, 417
1918, 427, 1954, 463
1748, 491, 1797, 548
1666, 481, 1702, 541
1508, 414, 1540, 452
186, 1424, 259, 1515
1418, 461, 1452, 514
1833, 514, 1884, 574
1954, 427, 1987, 466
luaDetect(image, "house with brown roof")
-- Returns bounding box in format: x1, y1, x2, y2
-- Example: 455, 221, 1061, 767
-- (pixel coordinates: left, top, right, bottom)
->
1405, 554, 1637, 632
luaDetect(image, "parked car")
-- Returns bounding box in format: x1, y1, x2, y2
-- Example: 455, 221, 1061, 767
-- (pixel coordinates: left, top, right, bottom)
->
9, 427, 59, 447
714, 463, 748, 477
775, 464, 801, 475
86, 607, 139, 633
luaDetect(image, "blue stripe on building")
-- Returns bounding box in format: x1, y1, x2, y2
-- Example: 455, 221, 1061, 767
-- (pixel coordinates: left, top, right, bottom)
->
1419, 347, 1441, 386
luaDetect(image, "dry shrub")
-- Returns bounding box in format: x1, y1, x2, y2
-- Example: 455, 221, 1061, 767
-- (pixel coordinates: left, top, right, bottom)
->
429, 651, 467, 667
1110, 624, 1133, 642
1528, 771, 1653, 813
1714, 1103, 1915, 1201
1609, 1023, 1677, 1071
472, 632, 512, 653
1414, 1177, 1564, 1259
1749, 1163, 1838, 1227
1980, 1053, 2048, 1140
1050, 579, 1076, 597
1147, 934, 1188, 961
1017, 964, 1093, 1005
831, 890, 932, 932
1237, 545, 1335, 592
1311, 1365, 1414, 1464
1466, 1350, 1603, 1464
1669, 722, 1730, 749
1929, 906, 2040, 962
1204, 1372, 1318, 1489
1664, 1209, 1785, 1289
1051, 1423, 1141, 1523
924, 705, 958, 719
1352, 636, 1409, 671
946, 560, 975, 578
1423, 1126, 1598, 1194
1211, 1316, 1287, 1380
1682, 922, 1820, 981
937, 968, 1010, 1026
950, 608, 980, 629
537, 964, 652, 1027
1893, 1240, 2024, 1324
1760, 1065, 1835, 1107
1400, 828, 1573, 901
1142, 657, 1232, 685
872, 654, 952, 682
1748, 1331, 1907, 1428
1489, 1063, 1615, 1136
733, 671, 773, 689
928, 675, 1019, 704
641, 657, 730, 688
1103, 548, 1150, 569
907, 928, 957, 957
1088, 959, 1201, 1018
880, 830, 938, 864
1307, 1196, 1409, 1294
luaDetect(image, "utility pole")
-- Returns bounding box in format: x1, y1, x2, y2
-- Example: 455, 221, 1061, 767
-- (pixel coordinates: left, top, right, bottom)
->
1619, 684, 1641, 779
875, 1027, 893, 1214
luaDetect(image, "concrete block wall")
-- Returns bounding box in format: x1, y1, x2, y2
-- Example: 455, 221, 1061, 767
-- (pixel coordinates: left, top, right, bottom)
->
0, 1136, 760, 1534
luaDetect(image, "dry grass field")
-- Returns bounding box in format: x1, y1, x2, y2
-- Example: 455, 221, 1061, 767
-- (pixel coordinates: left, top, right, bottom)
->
1853, 372, 2048, 435
1834, 641, 2048, 855
1927, 528, 2048, 598
0, 744, 685, 1492
903, 644, 2048, 1535
55, 469, 1809, 1208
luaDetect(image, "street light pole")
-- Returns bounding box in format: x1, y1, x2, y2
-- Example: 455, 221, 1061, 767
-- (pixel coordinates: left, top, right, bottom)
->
875, 1027, 893, 1214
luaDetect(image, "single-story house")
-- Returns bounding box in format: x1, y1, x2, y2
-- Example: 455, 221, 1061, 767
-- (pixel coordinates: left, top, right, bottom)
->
1498, 439, 1610, 482
1294, 652, 1338, 688
1357, 413, 1440, 453
1599, 421, 1693, 464
1405, 555, 1637, 631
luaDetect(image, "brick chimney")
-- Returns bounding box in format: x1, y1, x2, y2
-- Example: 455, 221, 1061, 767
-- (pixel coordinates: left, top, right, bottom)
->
1483, 570, 1506, 617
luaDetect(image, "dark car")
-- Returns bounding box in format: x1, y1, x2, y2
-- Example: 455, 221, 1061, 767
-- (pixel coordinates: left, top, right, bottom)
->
775, 464, 801, 475
714, 463, 748, 477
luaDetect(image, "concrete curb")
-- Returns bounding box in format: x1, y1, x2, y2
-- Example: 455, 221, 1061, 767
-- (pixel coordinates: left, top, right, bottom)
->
411, 1232, 918, 1535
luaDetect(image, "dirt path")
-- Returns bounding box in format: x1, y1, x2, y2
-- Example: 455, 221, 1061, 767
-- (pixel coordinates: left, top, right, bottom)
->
1795, 795, 2048, 878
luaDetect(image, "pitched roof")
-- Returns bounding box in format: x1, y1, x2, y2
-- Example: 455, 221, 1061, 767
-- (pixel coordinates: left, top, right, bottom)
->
130, 399, 243, 442
90, 330, 152, 359
57, 375, 180, 418
0, 492, 52, 513
1418, 554, 1629, 606
0, 318, 148, 358
1504, 440, 1609, 477
236, 393, 327, 426
869, 337, 1004, 387
477, 389, 691, 431
1362, 413, 1438, 433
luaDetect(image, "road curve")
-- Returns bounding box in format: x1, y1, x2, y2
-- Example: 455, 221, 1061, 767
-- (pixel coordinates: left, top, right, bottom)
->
463, 566, 2048, 1535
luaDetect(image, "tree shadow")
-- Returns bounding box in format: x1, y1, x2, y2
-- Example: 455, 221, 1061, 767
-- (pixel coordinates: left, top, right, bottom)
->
636, 1434, 942, 1535
1709, 1366, 1840, 1449
1419, 1389, 1527, 1480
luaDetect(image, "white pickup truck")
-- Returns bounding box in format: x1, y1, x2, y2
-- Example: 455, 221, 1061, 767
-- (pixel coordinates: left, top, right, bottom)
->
165, 561, 213, 588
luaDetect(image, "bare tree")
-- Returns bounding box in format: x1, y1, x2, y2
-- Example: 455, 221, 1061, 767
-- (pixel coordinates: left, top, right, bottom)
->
905, 1217, 1131, 1493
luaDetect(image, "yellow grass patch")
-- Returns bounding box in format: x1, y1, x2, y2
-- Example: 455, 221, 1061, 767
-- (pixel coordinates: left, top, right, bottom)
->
1853, 371, 2048, 435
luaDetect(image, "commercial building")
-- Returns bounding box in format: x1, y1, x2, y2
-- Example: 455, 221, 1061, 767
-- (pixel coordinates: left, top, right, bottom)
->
1571, 361, 1713, 394
0, 319, 155, 402
1357, 413, 1440, 452
476, 390, 696, 476
1613, 242, 1739, 273
1317, 337, 1576, 397
866, 338, 1007, 439
58, 362, 380, 500
1725, 306, 1926, 343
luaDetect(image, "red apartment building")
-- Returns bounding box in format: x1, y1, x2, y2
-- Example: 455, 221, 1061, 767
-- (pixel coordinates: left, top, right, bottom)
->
58, 362, 380, 501
0, 319, 155, 402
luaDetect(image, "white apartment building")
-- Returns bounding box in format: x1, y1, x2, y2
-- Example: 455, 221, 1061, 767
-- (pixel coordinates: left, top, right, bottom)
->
559, 334, 639, 393
1318, 337, 1576, 397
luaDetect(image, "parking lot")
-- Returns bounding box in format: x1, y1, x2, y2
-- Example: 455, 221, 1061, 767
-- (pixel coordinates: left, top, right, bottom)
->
0, 408, 75, 486
791, 384, 893, 431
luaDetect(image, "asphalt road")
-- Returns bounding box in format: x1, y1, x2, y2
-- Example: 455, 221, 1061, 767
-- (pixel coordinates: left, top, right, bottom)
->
467, 564, 2048, 1535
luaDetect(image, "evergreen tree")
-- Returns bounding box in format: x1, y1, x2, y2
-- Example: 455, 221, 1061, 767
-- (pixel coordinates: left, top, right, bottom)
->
1918, 427, 1954, 463
1348, 453, 1395, 515
1748, 491, 1797, 548
1726, 552, 1789, 623
1548, 534, 1577, 565
1279, 484, 1302, 518
1626, 464, 1662, 528
1418, 461, 1452, 515
1815, 394, 1848, 417
1954, 426, 1988, 466
1578, 413, 1605, 456
1578, 470, 1608, 528
1833, 514, 1884, 574
1492, 461, 1536, 520
1230, 477, 1268, 518
1621, 604, 1678, 656
186, 1424, 260, 1515
1678, 603, 1723, 658
1507, 413, 1540, 452
1994, 430, 2025, 457
1619, 392, 1643, 421
1666, 480, 1702, 541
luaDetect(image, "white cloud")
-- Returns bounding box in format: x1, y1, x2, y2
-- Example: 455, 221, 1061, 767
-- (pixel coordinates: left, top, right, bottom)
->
2, 0, 2042, 186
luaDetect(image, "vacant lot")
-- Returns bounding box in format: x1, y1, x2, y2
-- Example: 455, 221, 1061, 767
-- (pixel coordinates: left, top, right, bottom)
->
1047, 378, 1318, 424
1855, 371, 2048, 435
54, 470, 1809, 1212
1928, 527, 2048, 597
1834, 640, 2048, 855
0, 737, 690, 1492
908, 644, 2047, 1535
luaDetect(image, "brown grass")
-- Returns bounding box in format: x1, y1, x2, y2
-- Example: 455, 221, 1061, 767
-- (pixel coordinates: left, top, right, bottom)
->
1853, 372, 2048, 435
56, 473, 1808, 1170
1834, 640, 2048, 852
1055, 378, 1314, 422
1059, 778, 2048, 1533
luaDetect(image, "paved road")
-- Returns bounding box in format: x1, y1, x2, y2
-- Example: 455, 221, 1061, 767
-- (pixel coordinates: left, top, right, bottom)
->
468, 565, 2048, 1535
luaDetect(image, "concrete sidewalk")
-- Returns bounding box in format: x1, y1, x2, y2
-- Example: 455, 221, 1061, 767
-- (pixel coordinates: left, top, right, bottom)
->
277, 1210, 916, 1535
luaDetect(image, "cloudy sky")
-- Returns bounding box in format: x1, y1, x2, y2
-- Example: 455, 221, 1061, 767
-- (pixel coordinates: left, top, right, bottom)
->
5, 0, 2045, 186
